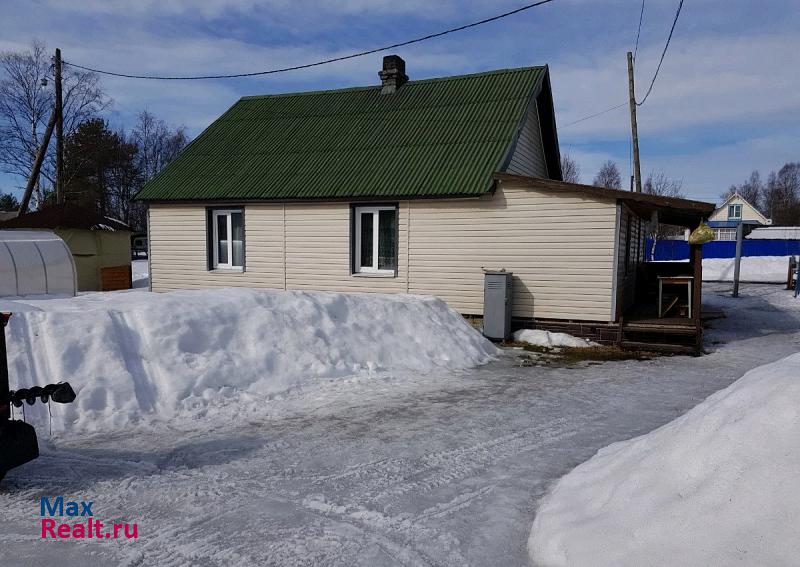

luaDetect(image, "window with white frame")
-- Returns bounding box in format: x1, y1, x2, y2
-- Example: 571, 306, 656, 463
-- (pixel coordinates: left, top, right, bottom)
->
353, 205, 397, 275
210, 209, 244, 270
728, 204, 742, 220
715, 228, 737, 241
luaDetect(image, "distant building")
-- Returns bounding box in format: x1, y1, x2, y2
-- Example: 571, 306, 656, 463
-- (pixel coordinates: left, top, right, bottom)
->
707, 193, 771, 240
0, 205, 132, 291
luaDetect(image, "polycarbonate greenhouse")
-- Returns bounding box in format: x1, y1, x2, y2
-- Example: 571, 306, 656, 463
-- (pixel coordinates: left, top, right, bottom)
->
0, 230, 76, 297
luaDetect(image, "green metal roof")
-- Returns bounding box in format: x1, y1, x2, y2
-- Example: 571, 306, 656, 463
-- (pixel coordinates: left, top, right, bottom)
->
135, 66, 547, 202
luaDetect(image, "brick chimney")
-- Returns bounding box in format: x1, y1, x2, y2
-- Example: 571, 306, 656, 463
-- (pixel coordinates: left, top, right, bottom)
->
378, 55, 408, 94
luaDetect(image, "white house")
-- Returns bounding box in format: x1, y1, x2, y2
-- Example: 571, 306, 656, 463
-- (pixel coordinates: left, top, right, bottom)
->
707, 192, 771, 240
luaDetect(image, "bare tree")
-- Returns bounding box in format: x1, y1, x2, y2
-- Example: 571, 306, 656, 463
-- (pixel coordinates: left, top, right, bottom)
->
764, 162, 800, 225
128, 110, 189, 230
721, 170, 764, 212
593, 160, 622, 189
643, 171, 685, 198
132, 110, 188, 181
560, 152, 580, 184
0, 40, 108, 208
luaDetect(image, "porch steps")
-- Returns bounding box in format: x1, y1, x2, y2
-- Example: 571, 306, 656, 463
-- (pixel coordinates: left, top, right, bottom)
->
619, 340, 698, 355
620, 319, 701, 355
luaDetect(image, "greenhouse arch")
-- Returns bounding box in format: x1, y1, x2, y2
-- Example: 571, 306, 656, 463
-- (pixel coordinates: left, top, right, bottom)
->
0, 230, 76, 297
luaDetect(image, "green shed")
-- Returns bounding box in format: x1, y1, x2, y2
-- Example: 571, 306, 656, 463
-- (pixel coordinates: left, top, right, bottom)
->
0, 205, 132, 292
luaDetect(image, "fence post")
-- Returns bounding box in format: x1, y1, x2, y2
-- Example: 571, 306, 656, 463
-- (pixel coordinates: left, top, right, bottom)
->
732, 223, 744, 298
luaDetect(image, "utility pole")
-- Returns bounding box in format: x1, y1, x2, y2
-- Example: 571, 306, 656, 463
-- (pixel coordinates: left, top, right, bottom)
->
627, 51, 642, 193
18, 110, 57, 215
54, 48, 65, 205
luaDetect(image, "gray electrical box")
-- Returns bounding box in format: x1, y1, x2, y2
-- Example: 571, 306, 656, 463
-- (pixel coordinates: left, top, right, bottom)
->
483, 271, 513, 341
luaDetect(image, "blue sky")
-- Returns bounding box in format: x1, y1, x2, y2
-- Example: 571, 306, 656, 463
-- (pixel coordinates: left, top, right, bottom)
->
1, 0, 798, 203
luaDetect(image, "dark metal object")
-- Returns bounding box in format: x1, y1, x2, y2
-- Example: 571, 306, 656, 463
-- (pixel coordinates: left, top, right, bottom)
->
0, 313, 77, 483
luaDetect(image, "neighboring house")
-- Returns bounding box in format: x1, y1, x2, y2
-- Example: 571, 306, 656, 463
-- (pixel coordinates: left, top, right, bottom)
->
136, 56, 714, 351
707, 192, 771, 240
0, 205, 132, 291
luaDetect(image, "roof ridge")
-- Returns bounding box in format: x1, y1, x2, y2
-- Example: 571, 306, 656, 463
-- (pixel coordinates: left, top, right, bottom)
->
239, 65, 546, 101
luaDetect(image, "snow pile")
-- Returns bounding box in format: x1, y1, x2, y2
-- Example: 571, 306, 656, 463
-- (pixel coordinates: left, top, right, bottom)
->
528, 352, 800, 567
747, 227, 800, 239
702, 255, 790, 283
132, 259, 149, 288
2, 288, 497, 431
513, 329, 598, 348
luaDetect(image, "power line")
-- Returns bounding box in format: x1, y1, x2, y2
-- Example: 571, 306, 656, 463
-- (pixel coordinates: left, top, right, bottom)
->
63, 0, 558, 81
561, 102, 627, 128
636, 0, 685, 106
632, 0, 646, 61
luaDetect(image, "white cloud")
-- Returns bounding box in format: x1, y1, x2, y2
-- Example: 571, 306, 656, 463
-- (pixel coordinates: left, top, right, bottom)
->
554, 32, 800, 138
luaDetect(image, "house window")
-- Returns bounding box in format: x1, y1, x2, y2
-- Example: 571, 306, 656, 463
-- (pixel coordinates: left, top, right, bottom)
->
353, 205, 397, 275
715, 228, 737, 241
210, 209, 244, 270
728, 204, 742, 220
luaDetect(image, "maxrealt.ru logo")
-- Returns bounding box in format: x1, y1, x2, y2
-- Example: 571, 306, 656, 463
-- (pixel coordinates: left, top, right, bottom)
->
40, 497, 138, 540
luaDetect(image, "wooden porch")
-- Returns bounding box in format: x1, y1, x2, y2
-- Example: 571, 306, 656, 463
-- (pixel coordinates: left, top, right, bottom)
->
620, 249, 704, 354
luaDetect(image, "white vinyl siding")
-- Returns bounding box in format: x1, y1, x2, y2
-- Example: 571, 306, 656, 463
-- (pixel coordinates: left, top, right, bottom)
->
148, 183, 619, 322
505, 100, 548, 178
406, 185, 616, 320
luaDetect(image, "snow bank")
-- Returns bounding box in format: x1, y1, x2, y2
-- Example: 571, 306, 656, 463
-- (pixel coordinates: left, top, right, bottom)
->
702, 255, 790, 283
132, 259, 149, 289
514, 329, 598, 348
2, 289, 497, 431
528, 352, 800, 567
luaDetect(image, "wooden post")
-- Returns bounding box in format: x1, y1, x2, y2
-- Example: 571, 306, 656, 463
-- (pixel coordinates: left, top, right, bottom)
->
732, 222, 744, 297
0, 314, 10, 422
690, 242, 703, 352
17, 109, 57, 215
54, 48, 65, 205
627, 52, 642, 193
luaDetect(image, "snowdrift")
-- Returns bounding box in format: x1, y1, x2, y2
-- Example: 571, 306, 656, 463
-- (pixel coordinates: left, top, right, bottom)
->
2, 289, 497, 431
528, 352, 800, 567
702, 255, 789, 283
513, 329, 597, 348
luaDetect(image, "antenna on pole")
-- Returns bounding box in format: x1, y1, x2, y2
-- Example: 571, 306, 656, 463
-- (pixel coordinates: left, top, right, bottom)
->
627, 52, 643, 193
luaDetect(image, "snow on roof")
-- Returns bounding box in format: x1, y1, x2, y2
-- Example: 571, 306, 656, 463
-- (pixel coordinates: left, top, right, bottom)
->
746, 226, 800, 239
0, 229, 63, 242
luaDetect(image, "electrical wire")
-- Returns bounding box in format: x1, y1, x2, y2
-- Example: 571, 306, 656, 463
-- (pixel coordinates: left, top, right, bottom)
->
561, 102, 627, 128
633, 0, 646, 61
636, 0, 685, 106
63, 0, 558, 80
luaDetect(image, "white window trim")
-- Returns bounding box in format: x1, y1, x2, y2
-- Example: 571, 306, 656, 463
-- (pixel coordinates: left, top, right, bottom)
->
354, 205, 396, 275
211, 209, 244, 271
728, 204, 742, 220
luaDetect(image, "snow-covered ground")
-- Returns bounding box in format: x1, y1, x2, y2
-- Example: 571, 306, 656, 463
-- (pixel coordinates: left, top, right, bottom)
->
1, 283, 799, 566
703, 255, 792, 283
514, 329, 597, 348
529, 351, 800, 566
131, 259, 149, 288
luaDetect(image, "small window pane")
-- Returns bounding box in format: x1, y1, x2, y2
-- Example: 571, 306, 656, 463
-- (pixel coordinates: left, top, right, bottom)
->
231, 212, 244, 267
378, 209, 397, 271
217, 214, 228, 265
360, 212, 373, 268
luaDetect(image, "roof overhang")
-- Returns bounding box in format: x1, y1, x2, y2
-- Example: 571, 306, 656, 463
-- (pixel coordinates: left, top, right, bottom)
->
494, 173, 715, 228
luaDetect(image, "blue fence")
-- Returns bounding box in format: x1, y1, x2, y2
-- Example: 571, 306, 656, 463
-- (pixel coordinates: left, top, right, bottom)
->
647, 238, 800, 261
